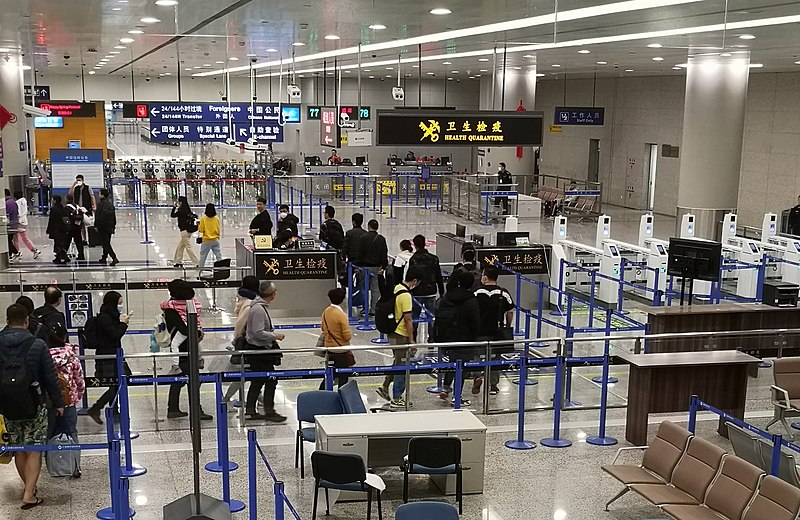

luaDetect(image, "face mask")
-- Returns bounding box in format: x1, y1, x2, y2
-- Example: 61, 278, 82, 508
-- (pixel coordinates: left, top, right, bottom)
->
279, 212, 288, 218
118, 304, 124, 313
76, 181, 83, 186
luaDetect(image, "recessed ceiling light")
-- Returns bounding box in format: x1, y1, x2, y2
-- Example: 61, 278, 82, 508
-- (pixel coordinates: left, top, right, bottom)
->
676, 63, 688, 67
720, 52, 732, 57
140, 17, 161, 23
596, 61, 607, 64
647, 43, 663, 48
109, 51, 120, 54
155, 0, 179, 5
229, 56, 239, 61
100, 58, 109, 62
522, 55, 535, 58
479, 69, 488, 72
551, 64, 561, 67
215, 61, 224, 64
478, 58, 489, 62
203, 63, 211, 67
672, 66, 681, 70
0, 48, 9, 53
292, 42, 305, 46
511, 67, 522, 70
88, 70, 96, 75
625, 69, 634, 72
426, 72, 435, 75
119, 37, 135, 43
20, 65, 31, 70
536, 73, 546, 77
112, 7, 121, 11
128, 30, 144, 35
430, 8, 452, 15
442, 61, 452, 65
185, 67, 192, 71
749, 63, 763, 68
265, 48, 278, 53
344, 70, 351, 73
475, 74, 481, 77
451, 70, 459, 73
385, 67, 393, 70
447, 77, 454, 80
368, 75, 375, 78
324, 34, 340, 40
193, 66, 201, 69
652, 57, 664, 61
739, 34, 756, 40
578, 49, 590, 54
411, 64, 419, 68
114, 45, 126, 49
385, 75, 392, 77
369, 24, 386, 30
364, 69, 371, 72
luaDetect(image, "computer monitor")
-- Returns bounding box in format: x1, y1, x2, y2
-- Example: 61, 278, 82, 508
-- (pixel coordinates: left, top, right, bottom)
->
496, 231, 530, 247
440, 156, 450, 165
355, 156, 366, 166
341, 158, 353, 165
667, 237, 722, 282
304, 156, 319, 166
471, 234, 485, 246
455, 224, 466, 238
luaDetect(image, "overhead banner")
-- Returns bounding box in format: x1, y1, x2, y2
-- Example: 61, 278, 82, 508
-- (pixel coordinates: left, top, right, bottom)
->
50, 149, 104, 189
148, 122, 284, 143
320, 107, 339, 147
376, 110, 544, 147
554, 107, 605, 126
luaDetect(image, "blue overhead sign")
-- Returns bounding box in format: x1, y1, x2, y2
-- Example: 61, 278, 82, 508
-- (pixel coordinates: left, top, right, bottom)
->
149, 122, 284, 143
554, 107, 605, 126
147, 102, 299, 124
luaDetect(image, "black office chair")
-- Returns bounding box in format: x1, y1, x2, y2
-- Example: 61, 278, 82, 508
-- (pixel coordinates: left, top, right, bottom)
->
403, 436, 462, 514
311, 451, 383, 520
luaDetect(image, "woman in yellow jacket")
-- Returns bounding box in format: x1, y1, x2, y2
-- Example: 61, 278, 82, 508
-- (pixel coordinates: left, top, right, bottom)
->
320, 287, 356, 389
198, 203, 222, 275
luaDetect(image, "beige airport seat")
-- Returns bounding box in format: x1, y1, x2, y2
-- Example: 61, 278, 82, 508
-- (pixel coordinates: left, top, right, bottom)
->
742, 475, 800, 520
602, 420, 693, 510
661, 455, 764, 520
765, 357, 800, 440
726, 422, 766, 469
629, 437, 726, 506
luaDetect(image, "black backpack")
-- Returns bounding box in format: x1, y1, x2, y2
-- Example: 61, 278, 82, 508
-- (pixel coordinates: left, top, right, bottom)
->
0, 337, 39, 421
323, 219, 345, 250
431, 297, 461, 343
375, 287, 409, 335
81, 315, 102, 350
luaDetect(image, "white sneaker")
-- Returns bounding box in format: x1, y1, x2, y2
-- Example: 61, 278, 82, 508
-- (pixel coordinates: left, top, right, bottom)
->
33, 249, 41, 259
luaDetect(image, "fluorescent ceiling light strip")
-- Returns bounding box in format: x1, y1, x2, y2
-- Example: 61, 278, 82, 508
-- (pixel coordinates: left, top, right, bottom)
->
194, 0, 702, 77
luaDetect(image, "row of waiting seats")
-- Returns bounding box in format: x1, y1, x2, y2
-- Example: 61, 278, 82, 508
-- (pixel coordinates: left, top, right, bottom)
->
728, 422, 800, 488
602, 421, 800, 520
536, 184, 599, 219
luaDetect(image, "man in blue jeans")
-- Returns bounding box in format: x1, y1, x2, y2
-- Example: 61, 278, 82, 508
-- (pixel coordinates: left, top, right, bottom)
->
408, 234, 444, 342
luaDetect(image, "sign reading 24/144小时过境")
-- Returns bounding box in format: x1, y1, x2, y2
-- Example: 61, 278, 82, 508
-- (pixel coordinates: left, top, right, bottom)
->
554, 107, 605, 126
375, 110, 544, 147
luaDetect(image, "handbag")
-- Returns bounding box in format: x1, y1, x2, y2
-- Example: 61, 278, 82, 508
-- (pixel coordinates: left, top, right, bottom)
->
314, 333, 326, 357
320, 312, 355, 365
230, 335, 247, 365
83, 213, 95, 227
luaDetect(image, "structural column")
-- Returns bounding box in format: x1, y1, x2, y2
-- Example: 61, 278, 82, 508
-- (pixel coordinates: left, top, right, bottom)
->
0, 54, 26, 261
676, 52, 750, 239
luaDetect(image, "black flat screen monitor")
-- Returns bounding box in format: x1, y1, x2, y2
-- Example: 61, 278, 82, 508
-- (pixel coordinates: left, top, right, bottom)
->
440, 156, 450, 165
496, 231, 530, 247
471, 234, 485, 246
667, 237, 722, 282
356, 156, 366, 165
455, 224, 466, 238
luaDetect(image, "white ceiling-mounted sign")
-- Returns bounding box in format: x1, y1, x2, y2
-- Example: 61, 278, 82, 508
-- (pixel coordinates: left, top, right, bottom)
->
347, 130, 373, 147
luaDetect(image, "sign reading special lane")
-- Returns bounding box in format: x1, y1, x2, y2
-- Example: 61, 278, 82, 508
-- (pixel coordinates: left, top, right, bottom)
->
375, 110, 544, 147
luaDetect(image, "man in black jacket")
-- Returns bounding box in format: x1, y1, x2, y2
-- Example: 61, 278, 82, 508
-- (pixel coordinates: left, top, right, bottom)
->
248, 197, 273, 237
342, 212, 367, 265
358, 219, 388, 315
276, 204, 299, 236
32, 286, 66, 340
0, 303, 64, 509
408, 234, 444, 339
319, 205, 344, 250
474, 266, 515, 395
46, 195, 69, 264
789, 195, 800, 235
95, 188, 119, 266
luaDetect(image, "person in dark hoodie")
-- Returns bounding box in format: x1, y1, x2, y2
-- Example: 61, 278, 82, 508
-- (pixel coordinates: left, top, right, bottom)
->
0, 303, 64, 509
85, 291, 130, 425
46, 195, 69, 264
432, 270, 480, 406
276, 204, 299, 237
162, 279, 212, 420
32, 286, 66, 340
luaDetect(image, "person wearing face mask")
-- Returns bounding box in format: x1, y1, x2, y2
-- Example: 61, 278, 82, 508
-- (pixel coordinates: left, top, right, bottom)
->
85, 291, 131, 425
496, 162, 513, 215
68, 174, 96, 214
275, 204, 299, 237
248, 197, 273, 238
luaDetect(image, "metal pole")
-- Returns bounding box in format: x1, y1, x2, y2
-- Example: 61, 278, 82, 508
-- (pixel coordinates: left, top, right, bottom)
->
248, 430, 258, 520
586, 308, 618, 446
688, 395, 698, 432
540, 341, 572, 448
505, 342, 536, 449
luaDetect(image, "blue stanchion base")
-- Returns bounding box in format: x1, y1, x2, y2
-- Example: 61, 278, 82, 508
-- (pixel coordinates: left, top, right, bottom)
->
549, 310, 568, 317
228, 499, 246, 513
97, 507, 135, 519
204, 461, 239, 473
563, 401, 583, 408
356, 324, 376, 331
540, 437, 572, 448
591, 376, 619, 384
120, 463, 147, 478
140, 240, 154, 245
616, 309, 630, 316
371, 337, 389, 344
113, 430, 140, 441
791, 421, 800, 430
586, 435, 618, 446
759, 360, 773, 369
512, 378, 538, 386
504, 439, 536, 450
513, 331, 526, 338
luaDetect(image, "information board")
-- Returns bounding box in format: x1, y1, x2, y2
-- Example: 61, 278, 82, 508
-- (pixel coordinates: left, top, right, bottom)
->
64, 292, 93, 329
148, 122, 284, 143
376, 110, 544, 146
255, 252, 336, 280
554, 107, 605, 126
24, 85, 50, 104
50, 149, 104, 189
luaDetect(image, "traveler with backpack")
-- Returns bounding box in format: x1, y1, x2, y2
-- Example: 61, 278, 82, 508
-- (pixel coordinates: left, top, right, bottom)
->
64, 193, 86, 261
0, 303, 65, 509
15, 296, 43, 338
221, 275, 260, 404
33, 286, 66, 339
433, 271, 480, 406
171, 196, 199, 268
46, 322, 84, 478
393, 239, 414, 286
408, 234, 445, 340
85, 291, 131, 425
453, 244, 482, 291
95, 188, 119, 266
319, 288, 355, 389
358, 219, 388, 316
319, 205, 344, 251
197, 203, 223, 276
244, 280, 287, 422
46, 195, 69, 264
474, 266, 516, 396
375, 266, 421, 408
162, 279, 213, 420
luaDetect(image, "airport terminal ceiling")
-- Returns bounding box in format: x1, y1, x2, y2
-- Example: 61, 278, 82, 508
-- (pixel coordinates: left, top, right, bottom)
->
2, 0, 800, 80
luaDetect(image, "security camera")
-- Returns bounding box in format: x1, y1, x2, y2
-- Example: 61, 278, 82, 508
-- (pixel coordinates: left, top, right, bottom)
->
340, 112, 350, 122
392, 86, 405, 101
145, 77, 151, 82
64, 55, 71, 60
286, 83, 301, 100
22, 105, 51, 117
250, 58, 258, 64
247, 137, 259, 146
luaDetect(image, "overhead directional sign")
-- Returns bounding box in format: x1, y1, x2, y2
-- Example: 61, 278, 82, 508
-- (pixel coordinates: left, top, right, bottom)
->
24, 85, 50, 104
307, 105, 370, 121
554, 107, 605, 126
320, 107, 339, 147
36, 101, 96, 118
148, 122, 284, 143
147, 102, 299, 124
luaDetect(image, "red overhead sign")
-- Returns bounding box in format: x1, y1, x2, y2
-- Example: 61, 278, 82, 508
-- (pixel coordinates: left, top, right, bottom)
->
320, 107, 338, 148
36, 101, 97, 118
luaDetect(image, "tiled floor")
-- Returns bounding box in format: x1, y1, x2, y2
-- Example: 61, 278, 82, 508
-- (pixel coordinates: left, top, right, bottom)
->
0, 180, 788, 519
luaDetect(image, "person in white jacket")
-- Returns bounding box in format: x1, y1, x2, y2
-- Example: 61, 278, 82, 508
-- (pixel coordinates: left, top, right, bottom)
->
14, 191, 41, 260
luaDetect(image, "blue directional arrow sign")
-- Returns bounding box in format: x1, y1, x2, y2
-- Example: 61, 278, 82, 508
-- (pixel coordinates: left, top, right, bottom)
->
148, 102, 296, 124
149, 122, 284, 143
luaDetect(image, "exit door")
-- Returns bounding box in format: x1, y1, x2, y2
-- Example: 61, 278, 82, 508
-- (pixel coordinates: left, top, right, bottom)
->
587, 139, 600, 183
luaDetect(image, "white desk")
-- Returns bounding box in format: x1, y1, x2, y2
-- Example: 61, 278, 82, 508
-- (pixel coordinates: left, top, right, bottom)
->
517, 194, 543, 221
315, 410, 487, 495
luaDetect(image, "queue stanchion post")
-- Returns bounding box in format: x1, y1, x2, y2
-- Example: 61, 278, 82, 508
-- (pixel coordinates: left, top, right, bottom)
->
550, 260, 568, 317
248, 429, 258, 520
308, 194, 315, 229
379, 183, 384, 215
371, 179, 377, 212
514, 273, 523, 337
453, 360, 464, 410
770, 434, 783, 476
116, 475, 131, 520
347, 262, 354, 319
115, 351, 146, 479
298, 190, 304, 226
140, 204, 153, 244
562, 295, 582, 408
289, 186, 294, 212
513, 311, 537, 386
688, 395, 698, 433
356, 268, 375, 331
206, 374, 240, 473
221, 401, 246, 512
388, 188, 396, 219
274, 481, 285, 520
351, 176, 357, 206
540, 342, 572, 448
97, 410, 119, 520
505, 342, 536, 450
77, 331, 89, 415
425, 345, 446, 394
325, 357, 335, 391
362, 177, 368, 209
592, 308, 618, 384
586, 309, 619, 446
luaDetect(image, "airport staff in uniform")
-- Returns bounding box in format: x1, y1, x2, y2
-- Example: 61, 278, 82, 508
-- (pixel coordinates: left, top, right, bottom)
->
328, 149, 343, 165
496, 162, 513, 215
249, 197, 273, 237
788, 195, 800, 235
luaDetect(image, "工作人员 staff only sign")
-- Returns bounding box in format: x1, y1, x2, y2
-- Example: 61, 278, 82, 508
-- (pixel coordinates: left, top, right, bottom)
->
375, 110, 544, 147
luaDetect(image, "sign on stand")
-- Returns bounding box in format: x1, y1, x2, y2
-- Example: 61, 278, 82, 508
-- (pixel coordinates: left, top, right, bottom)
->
64, 292, 93, 330
50, 149, 104, 189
